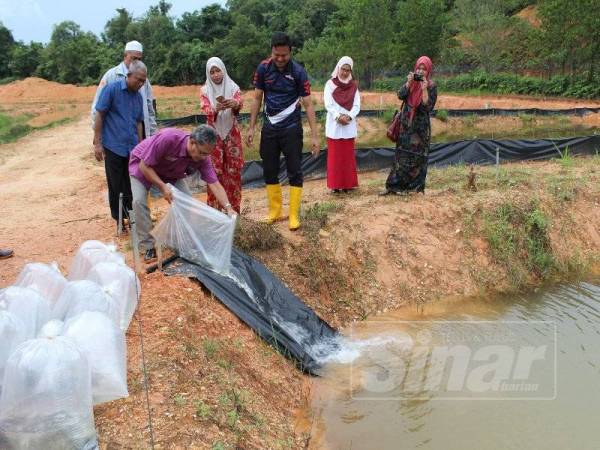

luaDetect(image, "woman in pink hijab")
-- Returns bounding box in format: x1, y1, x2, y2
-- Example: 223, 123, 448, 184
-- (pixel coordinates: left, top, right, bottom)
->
382, 55, 437, 195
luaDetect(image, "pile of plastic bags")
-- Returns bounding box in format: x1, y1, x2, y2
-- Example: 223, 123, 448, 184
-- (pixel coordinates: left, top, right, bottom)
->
0, 241, 139, 450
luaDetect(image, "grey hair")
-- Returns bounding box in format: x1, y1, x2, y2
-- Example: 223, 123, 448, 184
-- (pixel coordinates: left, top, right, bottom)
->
190, 125, 217, 146
127, 60, 147, 75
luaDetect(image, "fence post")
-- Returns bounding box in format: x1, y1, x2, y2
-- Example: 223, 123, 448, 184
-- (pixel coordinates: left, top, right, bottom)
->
118, 193, 123, 236
129, 209, 141, 275
495, 147, 500, 182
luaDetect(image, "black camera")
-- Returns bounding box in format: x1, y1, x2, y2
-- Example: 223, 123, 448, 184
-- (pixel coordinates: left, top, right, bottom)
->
413, 73, 423, 82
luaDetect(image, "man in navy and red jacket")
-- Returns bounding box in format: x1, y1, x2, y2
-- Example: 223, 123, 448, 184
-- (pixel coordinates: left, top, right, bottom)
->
246, 32, 320, 231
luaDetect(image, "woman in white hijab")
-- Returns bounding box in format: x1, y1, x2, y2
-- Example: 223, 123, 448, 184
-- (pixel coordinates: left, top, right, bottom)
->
200, 57, 244, 213
324, 56, 361, 193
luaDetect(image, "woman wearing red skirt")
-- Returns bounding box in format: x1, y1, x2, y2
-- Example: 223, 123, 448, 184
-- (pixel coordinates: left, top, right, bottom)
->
324, 56, 361, 193
200, 57, 244, 213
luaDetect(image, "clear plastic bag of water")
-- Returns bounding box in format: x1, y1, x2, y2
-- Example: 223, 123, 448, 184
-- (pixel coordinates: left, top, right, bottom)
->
0, 310, 25, 395
0, 286, 51, 340
52, 280, 120, 326
0, 334, 98, 450
63, 311, 128, 405
87, 262, 139, 331
151, 184, 236, 275
13, 262, 67, 307
68, 241, 124, 281
37, 320, 64, 338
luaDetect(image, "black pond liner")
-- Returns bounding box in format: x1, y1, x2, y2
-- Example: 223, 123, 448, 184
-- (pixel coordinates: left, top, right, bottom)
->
241, 135, 600, 188
155, 249, 338, 375
149, 134, 600, 373
156, 107, 600, 127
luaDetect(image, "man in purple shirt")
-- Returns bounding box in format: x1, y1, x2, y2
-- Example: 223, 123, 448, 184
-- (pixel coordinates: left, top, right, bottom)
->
129, 125, 235, 262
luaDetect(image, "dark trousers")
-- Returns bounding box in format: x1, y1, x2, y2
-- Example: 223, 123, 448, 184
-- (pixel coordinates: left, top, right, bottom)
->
104, 148, 132, 222
260, 123, 304, 187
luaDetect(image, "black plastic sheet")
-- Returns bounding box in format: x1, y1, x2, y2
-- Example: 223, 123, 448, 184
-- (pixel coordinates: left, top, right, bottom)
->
162, 249, 338, 375
241, 135, 600, 188
157, 107, 600, 127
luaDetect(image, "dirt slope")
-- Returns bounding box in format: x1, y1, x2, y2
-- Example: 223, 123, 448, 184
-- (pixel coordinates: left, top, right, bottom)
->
1, 96, 599, 448
0, 118, 306, 449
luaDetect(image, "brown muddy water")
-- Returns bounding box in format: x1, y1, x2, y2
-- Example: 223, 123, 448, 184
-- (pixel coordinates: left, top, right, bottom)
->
302, 281, 600, 450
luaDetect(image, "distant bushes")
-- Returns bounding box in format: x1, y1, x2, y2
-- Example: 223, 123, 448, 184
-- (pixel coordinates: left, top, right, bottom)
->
438, 72, 600, 99
372, 72, 599, 99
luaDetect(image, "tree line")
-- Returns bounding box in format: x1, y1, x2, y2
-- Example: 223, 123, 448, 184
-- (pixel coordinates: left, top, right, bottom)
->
0, 0, 597, 94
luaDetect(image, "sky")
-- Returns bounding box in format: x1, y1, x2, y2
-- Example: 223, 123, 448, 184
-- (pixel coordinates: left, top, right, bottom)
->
0, 0, 224, 43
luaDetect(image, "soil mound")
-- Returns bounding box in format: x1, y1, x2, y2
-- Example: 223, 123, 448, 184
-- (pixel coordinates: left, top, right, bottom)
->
0, 77, 96, 103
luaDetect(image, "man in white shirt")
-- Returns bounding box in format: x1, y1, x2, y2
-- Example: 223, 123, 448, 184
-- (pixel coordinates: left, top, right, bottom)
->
91, 40, 157, 138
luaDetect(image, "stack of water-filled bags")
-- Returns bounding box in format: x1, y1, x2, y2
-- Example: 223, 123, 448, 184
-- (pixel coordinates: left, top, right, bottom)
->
0, 241, 140, 449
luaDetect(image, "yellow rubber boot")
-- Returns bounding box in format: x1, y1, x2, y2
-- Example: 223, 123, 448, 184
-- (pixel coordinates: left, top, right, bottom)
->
288, 186, 302, 231
263, 183, 283, 224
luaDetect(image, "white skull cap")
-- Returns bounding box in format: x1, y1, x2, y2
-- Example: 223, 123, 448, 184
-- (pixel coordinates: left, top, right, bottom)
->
125, 40, 143, 53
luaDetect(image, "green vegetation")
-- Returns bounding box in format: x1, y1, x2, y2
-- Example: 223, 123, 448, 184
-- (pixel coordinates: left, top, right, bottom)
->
437, 71, 600, 99
435, 109, 449, 122
426, 155, 600, 289
483, 200, 554, 287
0, 113, 75, 147
0, 0, 597, 97
301, 201, 343, 236
202, 337, 220, 359
0, 113, 32, 144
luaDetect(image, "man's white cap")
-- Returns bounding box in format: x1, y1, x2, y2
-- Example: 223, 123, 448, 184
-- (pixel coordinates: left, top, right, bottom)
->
125, 40, 143, 53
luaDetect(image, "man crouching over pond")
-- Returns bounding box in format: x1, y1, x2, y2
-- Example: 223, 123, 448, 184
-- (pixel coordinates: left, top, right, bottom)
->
129, 125, 236, 262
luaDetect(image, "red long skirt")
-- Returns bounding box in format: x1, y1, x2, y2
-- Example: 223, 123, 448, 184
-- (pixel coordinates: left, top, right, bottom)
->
327, 138, 358, 190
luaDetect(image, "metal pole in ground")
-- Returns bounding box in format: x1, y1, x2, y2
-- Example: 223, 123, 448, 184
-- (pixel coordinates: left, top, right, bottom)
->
129, 209, 141, 275
156, 240, 163, 271
118, 193, 123, 236
496, 147, 500, 182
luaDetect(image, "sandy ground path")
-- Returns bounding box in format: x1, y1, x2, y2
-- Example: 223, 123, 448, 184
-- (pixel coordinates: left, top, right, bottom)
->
0, 117, 116, 285
0, 117, 305, 448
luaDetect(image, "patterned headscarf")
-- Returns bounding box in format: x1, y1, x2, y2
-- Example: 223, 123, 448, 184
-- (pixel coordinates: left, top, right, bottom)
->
201, 57, 240, 139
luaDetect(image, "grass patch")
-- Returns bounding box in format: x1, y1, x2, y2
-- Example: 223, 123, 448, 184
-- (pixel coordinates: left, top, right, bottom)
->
202, 338, 220, 360
0, 113, 75, 146
554, 145, 575, 168
381, 108, 397, 123
546, 174, 580, 202
234, 216, 283, 252
194, 399, 212, 420
435, 109, 449, 122
173, 393, 186, 407
428, 163, 538, 193
427, 163, 469, 190
301, 201, 342, 236
483, 200, 554, 288
0, 113, 32, 144
518, 113, 536, 127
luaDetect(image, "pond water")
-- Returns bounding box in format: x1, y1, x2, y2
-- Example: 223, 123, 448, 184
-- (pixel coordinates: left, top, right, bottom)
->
305, 281, 600, 450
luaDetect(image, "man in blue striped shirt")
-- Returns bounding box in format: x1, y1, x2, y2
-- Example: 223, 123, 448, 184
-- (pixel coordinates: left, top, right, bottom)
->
93, 60, 146, 230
